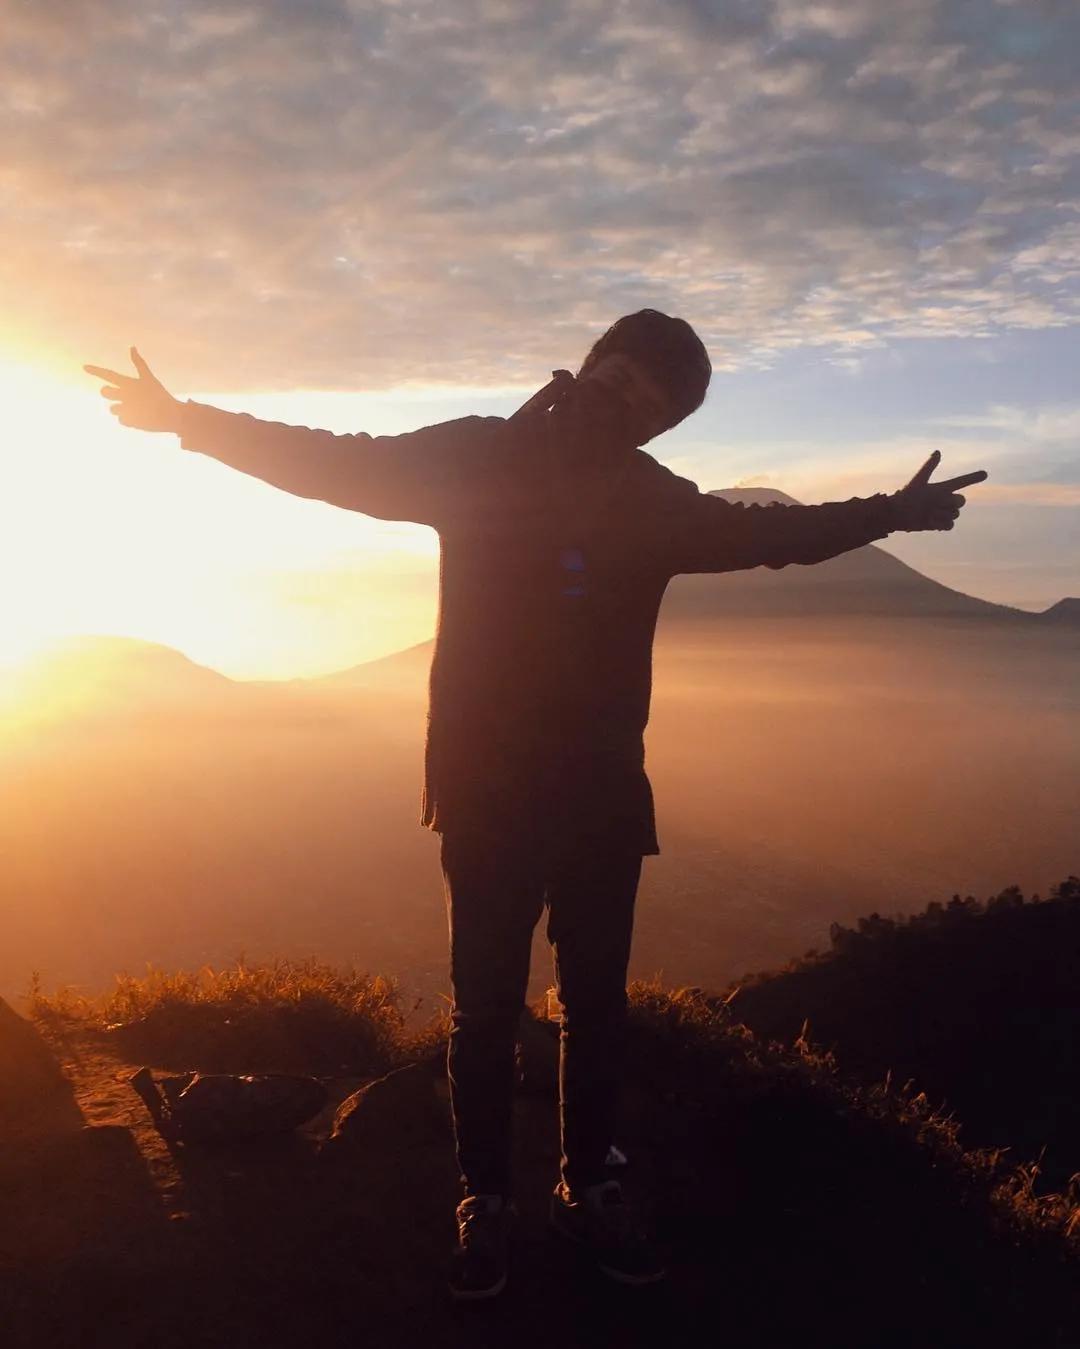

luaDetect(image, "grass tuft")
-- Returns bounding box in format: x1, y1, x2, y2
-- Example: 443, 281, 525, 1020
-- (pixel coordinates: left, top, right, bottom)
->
27, 957, 445, 1077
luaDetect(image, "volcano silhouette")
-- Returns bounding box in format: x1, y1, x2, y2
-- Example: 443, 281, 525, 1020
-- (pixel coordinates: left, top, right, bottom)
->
321, 484, 1032, 693
653, 486, 1031, 622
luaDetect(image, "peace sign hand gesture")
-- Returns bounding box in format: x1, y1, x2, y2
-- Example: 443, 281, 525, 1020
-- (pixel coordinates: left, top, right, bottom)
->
890, 451, 988, 532
83, 347, 182, 434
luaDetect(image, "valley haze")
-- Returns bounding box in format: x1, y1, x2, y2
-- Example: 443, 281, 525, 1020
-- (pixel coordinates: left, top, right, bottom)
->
2, 492, 1075, 1006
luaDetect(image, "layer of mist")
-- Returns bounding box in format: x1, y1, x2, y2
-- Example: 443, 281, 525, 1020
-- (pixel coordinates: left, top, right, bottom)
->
2, 599, 1076, 1007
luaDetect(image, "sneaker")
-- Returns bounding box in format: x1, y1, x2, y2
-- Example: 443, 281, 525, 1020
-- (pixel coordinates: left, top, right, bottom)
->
448, 1194, 513, 1301
550, 1179, 666, 1285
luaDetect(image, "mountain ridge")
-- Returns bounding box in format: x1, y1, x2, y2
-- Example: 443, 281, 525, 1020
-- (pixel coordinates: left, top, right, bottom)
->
1, 489, 1058, 700
677, 486, 1031, 622
1041, 596, 1080, 624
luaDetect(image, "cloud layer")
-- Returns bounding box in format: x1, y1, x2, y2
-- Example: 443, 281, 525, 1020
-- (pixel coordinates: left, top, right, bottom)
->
5, 0, 1080, 389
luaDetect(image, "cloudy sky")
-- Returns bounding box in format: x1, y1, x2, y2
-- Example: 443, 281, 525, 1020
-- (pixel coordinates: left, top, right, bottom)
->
2, 0, 1078, 677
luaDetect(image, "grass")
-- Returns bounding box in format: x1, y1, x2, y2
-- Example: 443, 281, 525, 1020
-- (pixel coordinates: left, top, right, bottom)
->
721, 875, 1080, 1189
26, 956, 446, 1076
19, 961, 1080, 1344
626, 980, 1080, 1261
27, 957, 1080, 1258
23, 955, 1078, 1257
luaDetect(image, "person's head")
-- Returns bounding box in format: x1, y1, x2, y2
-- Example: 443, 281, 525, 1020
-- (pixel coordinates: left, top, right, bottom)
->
574, 309, 712, 445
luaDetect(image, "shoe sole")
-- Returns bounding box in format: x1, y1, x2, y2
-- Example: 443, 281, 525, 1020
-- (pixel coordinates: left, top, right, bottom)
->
549, 1209, 666, 1286
447, 1271, 508, 1302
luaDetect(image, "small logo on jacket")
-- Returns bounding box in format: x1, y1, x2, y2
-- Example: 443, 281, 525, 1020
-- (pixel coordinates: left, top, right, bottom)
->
559, 547, 586, 597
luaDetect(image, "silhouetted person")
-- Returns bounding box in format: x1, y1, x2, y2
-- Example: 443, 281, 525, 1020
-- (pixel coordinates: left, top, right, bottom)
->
85, 311, 987, 1298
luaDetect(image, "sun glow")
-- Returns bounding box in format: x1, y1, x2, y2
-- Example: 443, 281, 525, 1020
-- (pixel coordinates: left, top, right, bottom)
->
0, 353, 443, 691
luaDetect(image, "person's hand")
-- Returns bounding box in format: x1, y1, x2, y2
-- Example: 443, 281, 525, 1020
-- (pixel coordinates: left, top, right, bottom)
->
83, 347, 182, 433
889, 451, 988, 531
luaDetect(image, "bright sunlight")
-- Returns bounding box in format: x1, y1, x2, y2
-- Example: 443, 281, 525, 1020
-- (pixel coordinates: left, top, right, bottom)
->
0, 355, 443, 686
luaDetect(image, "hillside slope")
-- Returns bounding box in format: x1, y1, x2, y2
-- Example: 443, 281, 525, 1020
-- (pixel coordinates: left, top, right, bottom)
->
726, 876, 1080, 1189
4, 974, 1080, 1348
1041, 597, 1080, 625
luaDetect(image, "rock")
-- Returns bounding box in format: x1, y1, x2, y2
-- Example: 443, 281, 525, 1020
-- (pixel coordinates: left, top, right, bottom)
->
0, 1125, 169, 1265
318, 1059, 458, 1220
129, 1068, 328, 1144
0, 998, 83, 1139
323, 1061, 449, 1159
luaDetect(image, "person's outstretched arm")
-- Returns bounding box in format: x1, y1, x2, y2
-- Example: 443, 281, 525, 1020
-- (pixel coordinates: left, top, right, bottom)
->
653, 452, 988, 575
83, 348, 503, 527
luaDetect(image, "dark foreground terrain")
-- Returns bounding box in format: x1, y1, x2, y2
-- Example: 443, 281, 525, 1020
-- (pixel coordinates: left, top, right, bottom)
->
728, 875, 1080, 1192
3, 968, 1080, 1349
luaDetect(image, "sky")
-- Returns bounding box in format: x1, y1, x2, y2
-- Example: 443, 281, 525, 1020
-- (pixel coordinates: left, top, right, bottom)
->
2, 0, 1078, 678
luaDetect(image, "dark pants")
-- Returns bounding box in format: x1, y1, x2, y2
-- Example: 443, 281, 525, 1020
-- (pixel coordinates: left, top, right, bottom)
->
440, 830, 642, 1199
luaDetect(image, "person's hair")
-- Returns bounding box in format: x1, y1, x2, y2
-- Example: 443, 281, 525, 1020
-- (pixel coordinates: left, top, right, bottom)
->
576, 309, 711, 433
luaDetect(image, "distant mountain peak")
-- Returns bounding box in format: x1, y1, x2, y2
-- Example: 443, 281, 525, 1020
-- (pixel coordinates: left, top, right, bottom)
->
662, 486, 1028, 623
27, 632, 223, 666
0, 634, 236, 726
1041, 597, 1080, 624
708, 486, 803, 507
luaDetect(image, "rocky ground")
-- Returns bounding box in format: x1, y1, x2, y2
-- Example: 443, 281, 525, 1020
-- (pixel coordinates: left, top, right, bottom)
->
3, 996, 1079, 1349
